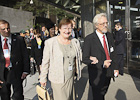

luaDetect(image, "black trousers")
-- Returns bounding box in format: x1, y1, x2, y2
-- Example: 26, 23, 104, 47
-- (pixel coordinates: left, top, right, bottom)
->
0, 69, 24, 100
0, 83, 11, 100
117, 54, 124, 75
91, 77, 111, 100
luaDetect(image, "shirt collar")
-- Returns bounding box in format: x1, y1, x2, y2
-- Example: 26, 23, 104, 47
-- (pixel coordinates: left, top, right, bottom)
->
1, 34, 11, 41
96, 30, 105, 39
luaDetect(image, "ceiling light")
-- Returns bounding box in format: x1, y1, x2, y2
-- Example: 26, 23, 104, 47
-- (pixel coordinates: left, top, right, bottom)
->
30, 0, 33, 4
119, 1, 123, 4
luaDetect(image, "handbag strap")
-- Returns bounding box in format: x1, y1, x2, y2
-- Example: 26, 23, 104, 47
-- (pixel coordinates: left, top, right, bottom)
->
23, 78, 27, 88
41, 85, 46, 90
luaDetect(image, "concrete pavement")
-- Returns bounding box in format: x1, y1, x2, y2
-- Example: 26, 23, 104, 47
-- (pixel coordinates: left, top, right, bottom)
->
23, 67, 140, 100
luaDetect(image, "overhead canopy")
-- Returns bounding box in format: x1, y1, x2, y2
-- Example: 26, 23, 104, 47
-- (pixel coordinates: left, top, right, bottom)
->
41, 0, 81, 17
1, 0, 139, 19
109, 0, 140, 7
40, 0, 140, 18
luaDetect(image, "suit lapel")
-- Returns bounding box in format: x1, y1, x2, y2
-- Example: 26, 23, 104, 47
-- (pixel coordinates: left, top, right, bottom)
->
34, 38, 38, 46
106, 32, 111, 53
11, 35, 17, 58
71, 39, 79, 57
0, 36, 5, 62
0, 37, 4, 55
93, 32, 105, 54
54, 37, 63, 57
0, 37, 3, 53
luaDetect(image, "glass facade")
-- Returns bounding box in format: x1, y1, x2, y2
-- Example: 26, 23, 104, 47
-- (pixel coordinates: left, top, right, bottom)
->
109, 0, 140, 68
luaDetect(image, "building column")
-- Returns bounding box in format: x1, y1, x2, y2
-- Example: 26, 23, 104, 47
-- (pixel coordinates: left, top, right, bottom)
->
125, 0, 131, 68
81, 0, 95, 37
81, 0, 108, 37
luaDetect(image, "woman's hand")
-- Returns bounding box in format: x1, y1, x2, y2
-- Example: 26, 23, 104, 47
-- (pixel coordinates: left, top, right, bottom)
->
40, 82, 46, 88
0, 80, 3, 88
90, 56, 99, 64
21, 73, 28, 79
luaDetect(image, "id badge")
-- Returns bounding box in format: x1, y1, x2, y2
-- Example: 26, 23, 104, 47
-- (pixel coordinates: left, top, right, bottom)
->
68, 66, 73, 71
3, 49, 10, 58
110, 47, 114, 52
38, 45, 41, 49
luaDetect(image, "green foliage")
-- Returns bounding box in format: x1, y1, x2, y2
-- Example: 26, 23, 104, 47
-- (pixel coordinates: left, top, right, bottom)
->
52, 7, 74, 20
35, 23, 41, 28
13, 0, 48, 17
13, 0, 74, 19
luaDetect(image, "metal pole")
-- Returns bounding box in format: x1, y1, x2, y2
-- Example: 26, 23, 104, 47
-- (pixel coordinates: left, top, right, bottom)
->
125, 0, 131, 69
107, 0, 111, 33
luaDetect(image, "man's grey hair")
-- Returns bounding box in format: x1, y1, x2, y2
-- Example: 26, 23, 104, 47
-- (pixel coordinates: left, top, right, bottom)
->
93, 13, 107, 28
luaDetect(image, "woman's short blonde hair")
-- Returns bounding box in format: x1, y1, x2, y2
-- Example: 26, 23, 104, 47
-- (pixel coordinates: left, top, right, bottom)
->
58, 18, 72, 29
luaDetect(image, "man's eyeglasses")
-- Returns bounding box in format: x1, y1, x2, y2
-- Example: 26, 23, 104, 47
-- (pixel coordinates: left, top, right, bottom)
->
98, 22, 109, 26
1, 28, 10, 31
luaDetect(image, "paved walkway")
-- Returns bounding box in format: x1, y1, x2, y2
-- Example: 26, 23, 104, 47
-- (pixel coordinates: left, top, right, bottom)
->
23, 67, 140, 100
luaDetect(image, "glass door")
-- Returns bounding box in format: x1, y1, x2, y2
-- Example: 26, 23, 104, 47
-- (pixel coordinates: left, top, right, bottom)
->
109, 0, 140, 71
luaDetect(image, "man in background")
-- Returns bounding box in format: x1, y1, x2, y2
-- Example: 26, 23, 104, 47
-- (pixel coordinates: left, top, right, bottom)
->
41, 26, 49, 40
0, 20, 30, 100
114, 22, 125, 75
71, 20, 79, 38
20, 30, 26, 37
30, 28, 34, 40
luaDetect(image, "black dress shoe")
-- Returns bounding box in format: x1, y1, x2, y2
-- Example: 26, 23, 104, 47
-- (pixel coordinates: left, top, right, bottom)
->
119, 73, 124, 76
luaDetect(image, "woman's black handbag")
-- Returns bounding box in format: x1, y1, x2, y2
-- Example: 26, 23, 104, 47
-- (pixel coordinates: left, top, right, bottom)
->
30, 61, 36, 75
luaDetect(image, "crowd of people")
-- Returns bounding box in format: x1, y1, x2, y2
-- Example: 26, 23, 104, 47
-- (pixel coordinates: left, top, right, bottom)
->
0, 12, 125, 100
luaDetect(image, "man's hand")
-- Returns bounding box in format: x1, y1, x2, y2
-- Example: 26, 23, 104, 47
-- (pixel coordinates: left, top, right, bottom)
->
30, 57, 34, 62
104, 60, 112, 68
114, 70, 119, 77
90, 56, 98, 64
21, 73, 28, 79
0, 80, 3, 88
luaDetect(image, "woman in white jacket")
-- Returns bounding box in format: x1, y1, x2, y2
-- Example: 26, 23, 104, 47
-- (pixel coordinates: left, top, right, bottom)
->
39, 18, 82, 100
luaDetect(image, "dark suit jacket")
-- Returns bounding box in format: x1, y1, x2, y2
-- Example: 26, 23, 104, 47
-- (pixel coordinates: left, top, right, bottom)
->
0, 34, 30, 83
82, 31, 117, 88
31, 38, 44, 65
115, 29, 125, 54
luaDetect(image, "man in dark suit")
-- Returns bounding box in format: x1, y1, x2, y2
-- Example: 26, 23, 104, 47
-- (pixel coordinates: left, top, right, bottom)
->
82, 13, 119, 100
114, 22, 125, 75
0, 20, 30, 100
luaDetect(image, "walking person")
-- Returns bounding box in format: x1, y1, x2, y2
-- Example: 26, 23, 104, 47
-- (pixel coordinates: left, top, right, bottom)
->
82, 13, 119, 100
30, 28, 34, 40
39, 18, 82, 100
0, 20, 30, 100
114, 22, 125, 75
30, 29, 44, 75
41, 26, 49, 40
